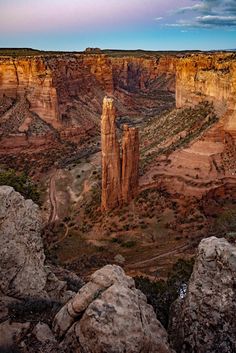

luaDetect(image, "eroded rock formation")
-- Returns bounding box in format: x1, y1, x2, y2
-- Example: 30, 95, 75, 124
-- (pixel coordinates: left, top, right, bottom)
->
101, 97, 139, 210
0, 186, 47, 298
53, 264, 174, 353
101, 97, 122, 210
169, 236, 236, 353
0, 185, 76, 302
122, 124, 139, 203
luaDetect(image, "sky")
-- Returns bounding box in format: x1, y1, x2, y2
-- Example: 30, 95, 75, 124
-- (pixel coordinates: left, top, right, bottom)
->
0, 0, 235, 51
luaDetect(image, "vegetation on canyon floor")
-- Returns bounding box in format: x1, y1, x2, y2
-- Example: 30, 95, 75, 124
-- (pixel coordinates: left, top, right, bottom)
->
0, 168, 40, 203
140, 101, 218, 172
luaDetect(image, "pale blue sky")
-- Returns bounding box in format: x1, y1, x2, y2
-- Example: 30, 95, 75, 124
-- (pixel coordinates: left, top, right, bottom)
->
0, 0, 235, 50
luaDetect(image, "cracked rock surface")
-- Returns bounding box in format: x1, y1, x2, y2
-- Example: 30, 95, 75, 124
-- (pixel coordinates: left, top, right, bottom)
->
0, 185, 75, 302
169, 236, 236, 353
0, 185, 48, 298
54, 264, 174, 353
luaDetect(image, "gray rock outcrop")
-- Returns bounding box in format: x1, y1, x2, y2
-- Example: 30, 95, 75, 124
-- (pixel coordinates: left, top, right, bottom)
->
169, 236, 236, 353
54, 264, 174, 353
0, 186, 47, 298
0, 185, 75, 302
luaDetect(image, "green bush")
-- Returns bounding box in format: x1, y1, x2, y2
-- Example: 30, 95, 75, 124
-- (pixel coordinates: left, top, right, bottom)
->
0, 169, 40, 203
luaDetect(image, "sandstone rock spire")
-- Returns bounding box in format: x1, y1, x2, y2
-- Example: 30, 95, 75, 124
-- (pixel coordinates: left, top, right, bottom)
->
101, 97, 139, 211
121, 124, 139, 203
101, 97, 121, 211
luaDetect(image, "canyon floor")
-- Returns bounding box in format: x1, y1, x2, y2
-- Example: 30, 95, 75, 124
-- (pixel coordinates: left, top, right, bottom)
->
41, 103, 236, 281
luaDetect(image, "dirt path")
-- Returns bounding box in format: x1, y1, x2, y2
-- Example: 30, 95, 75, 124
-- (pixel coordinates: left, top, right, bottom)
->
127, 244, 189, 269
48, 170, 58, 223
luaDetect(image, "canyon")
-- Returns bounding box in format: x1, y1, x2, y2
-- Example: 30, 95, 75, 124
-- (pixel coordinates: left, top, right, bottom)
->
0, 52, 235, 196
0, 50, 236, 279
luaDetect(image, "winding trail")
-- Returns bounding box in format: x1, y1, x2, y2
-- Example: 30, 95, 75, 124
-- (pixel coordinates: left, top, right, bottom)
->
48, 170, 58, 224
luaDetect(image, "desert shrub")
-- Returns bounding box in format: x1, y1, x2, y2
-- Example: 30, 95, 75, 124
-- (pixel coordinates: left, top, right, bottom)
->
135, 258, 194, 328
121, 240, 137, 248
214, 209, 236, 235
8, 298, 62, 325
0, 169, 40, 203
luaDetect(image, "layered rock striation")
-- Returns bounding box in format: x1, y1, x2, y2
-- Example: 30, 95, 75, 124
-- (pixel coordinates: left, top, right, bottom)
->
101, 97, 139, 210
176, 53, 236, 140
0, 57, 60, 128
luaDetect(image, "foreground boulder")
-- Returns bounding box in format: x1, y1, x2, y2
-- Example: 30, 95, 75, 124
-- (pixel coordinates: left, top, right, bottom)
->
169, 237, 236, 353
54, 265, 174, 353
0, 186, 48, 298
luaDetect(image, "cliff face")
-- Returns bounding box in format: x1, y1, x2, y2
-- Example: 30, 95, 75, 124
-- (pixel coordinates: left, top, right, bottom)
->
0, 57, 60, 128
176, 53, 236, 139
143, 53, 236, 197
111, 55, 176, 93
101, 97, 139, 210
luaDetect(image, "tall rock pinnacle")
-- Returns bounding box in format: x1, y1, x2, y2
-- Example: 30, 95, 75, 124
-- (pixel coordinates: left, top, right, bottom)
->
101, 97, 121, 211
101, 97, 139, 211
121, 125, 139, 203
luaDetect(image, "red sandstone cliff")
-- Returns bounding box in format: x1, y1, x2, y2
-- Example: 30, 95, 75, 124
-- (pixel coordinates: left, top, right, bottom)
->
176, 53, 236, 140
0, 57, 60, 128
141, 53, 236, 197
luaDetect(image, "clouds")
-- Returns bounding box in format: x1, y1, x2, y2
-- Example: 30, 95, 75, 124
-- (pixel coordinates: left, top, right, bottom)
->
0, 0, 171, 34
197, 15, 236, 27
168, 0, 236, 28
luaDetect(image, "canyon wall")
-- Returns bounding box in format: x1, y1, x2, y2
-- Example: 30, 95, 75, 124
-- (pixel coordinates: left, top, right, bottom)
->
176, 53, 236, 139
146, 53, 236, 197
0, 57, 60, 128
101, 97, 139, 211
111, 55, 177, 92
0, 53, 176, 164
